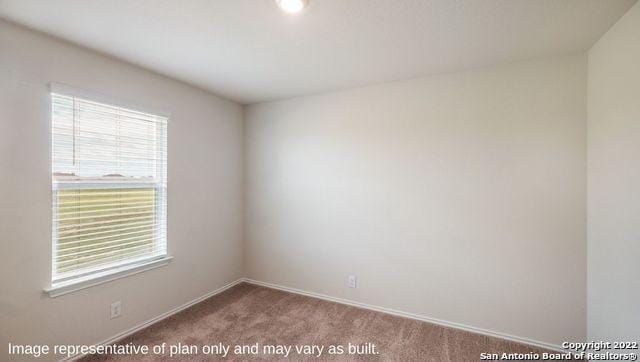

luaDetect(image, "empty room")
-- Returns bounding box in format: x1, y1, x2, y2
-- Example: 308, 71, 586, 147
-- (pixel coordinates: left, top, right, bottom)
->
1, 0, 639, 360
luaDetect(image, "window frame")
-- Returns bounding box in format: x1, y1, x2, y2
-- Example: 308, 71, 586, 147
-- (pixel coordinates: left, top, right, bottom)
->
45, 83, 171, 297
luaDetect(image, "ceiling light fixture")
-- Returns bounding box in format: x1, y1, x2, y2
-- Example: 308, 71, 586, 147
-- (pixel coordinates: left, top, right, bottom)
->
275, 0, 308, 14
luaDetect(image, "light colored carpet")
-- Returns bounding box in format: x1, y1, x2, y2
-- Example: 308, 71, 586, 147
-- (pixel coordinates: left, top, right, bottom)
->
83, 283, 564, 361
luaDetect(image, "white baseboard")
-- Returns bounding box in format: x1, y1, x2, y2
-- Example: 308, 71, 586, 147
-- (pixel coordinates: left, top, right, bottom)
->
62, 276, 565, 361
63, 278, 244, 362
241, 277, 565, 353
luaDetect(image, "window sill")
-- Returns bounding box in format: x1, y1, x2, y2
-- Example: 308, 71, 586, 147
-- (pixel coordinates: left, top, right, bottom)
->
44, 256, 173, 298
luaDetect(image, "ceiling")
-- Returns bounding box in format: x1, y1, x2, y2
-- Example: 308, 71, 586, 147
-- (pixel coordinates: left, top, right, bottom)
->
0, 0, 636, 104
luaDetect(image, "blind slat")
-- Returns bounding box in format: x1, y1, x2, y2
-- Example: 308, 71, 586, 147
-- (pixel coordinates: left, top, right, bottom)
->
57, 226, 161, 246
53, 100, 168, 124
56, 203, 158, 217
57, 222, 162, 242
56, 235, 162, 258
58, 223, 160, 245
52, 131, 168, 147
55, 214, 155, 231
58, 200, 158, 210
55, 210, 158, 223
57, 197, 160, 207
56, 247, 166, 274
56, 244, 165, 266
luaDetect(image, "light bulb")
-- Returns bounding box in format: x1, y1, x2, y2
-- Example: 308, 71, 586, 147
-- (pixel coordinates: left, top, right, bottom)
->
275, 0, 308, 14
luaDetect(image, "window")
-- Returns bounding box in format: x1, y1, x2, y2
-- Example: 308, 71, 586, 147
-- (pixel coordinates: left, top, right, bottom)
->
49, 88, 168, 293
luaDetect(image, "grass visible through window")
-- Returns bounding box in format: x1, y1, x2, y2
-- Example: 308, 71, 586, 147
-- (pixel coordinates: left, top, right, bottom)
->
54, 188, 157, 276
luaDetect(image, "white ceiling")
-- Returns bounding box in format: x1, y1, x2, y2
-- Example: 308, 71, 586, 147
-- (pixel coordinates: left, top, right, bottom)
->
0, 0, 636, 104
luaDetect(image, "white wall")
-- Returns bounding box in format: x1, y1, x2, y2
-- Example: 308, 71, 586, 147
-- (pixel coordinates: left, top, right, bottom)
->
245, 54, 587, 347
0, 20, 244, 361
587, 1, 640, 344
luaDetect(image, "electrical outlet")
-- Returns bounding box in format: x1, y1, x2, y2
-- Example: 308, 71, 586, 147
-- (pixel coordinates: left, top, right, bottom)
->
348, 275, 357, 288
110, 301, 122, 319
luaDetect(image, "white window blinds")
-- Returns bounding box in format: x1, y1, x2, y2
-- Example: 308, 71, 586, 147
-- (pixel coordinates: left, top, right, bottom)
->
51, 92, 167, 284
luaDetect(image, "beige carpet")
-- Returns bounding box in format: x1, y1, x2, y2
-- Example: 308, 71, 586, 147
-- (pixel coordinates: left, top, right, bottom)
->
83, 283, 566, 361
